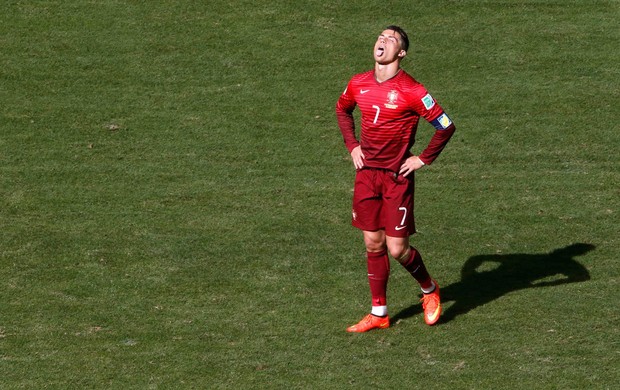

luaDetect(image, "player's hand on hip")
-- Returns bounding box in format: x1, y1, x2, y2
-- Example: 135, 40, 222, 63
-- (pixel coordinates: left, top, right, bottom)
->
351, 146, 365, 170
399, 156, 425, 177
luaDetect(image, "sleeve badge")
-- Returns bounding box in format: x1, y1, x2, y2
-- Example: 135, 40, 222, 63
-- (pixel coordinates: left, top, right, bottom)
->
437, 113, 452, 129
421, 93, 435, 110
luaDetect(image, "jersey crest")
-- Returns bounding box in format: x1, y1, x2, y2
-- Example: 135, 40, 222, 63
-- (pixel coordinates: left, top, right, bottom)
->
385, 90, 399, 109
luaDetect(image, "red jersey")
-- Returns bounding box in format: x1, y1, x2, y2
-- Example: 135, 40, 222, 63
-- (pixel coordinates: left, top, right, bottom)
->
336, 69, 455, 172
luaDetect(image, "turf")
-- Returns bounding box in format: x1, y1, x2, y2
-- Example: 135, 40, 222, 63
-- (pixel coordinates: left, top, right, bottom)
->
1, 0, 618, 388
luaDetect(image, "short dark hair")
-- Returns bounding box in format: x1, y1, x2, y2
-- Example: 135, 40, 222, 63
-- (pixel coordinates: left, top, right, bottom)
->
385, 25, 409, 52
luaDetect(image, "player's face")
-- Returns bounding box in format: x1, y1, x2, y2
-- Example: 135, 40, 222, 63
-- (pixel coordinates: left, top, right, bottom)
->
373, 29, 406, 64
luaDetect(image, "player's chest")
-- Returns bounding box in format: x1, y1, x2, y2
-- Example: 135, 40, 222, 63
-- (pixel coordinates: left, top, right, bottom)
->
355, 85, 408, 114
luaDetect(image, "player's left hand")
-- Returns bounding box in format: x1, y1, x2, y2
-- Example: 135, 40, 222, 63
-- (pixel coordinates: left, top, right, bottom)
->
399, 156, 425, 177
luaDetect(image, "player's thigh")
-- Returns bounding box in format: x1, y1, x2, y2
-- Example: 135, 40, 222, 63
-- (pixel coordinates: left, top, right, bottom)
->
352, 170, 382, 231
383, 172, 415, 237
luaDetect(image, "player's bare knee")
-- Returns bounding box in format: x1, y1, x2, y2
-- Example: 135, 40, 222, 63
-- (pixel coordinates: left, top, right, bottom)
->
391, 246, 410, 264
363, 233, 386, 252
365, 241, 387, 253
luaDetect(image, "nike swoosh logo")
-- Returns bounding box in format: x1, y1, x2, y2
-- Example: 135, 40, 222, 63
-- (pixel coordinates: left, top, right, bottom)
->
360, 89, 370, 94
395, 225, 407, 231
426, 303, 441, 323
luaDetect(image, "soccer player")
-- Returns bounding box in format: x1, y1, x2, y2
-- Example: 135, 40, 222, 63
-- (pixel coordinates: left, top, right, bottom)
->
335, 25, 456, 332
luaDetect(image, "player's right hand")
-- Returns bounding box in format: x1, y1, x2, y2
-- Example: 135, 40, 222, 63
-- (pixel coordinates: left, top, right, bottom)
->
351, 146, 365, 170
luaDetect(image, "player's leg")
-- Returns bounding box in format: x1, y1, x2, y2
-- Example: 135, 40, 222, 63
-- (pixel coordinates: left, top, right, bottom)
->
384, 172, 441, 325
387, 236, 433, 291
363, 229, 389, 316
387, 237, 442, 326
346, 230, 391, 333
382, 172, 431, 287
347, 170, 391, 332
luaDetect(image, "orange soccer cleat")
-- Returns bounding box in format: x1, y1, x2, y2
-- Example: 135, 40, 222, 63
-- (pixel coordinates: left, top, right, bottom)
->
346, 314, 390, 333
420, 280, 441, 326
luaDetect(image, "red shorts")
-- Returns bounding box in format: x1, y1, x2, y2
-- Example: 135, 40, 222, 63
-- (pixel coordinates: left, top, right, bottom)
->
351, 168, 416, 237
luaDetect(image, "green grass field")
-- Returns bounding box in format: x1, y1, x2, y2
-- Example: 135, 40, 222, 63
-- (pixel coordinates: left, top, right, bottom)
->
1, 0, 618, 388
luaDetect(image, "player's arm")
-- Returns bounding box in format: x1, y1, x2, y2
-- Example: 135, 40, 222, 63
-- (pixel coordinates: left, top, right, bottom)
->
401, 122, 454, 176
336, 84, 365, 169
400, 90, 456, 176
413, 91, 456, 165
418, 116, 456, 165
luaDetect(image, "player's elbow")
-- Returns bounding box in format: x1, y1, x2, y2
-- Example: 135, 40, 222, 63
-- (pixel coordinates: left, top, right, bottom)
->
335, 101, 353, 115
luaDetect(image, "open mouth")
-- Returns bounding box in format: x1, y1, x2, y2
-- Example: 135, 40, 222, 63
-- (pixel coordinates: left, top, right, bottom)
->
375, 46, 385, 57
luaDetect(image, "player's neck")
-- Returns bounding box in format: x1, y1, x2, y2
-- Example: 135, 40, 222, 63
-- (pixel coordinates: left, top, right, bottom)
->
374, 62, 401, 83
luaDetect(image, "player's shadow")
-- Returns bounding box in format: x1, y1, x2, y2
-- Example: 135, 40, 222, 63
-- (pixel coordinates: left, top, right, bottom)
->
391, 243, 593, 324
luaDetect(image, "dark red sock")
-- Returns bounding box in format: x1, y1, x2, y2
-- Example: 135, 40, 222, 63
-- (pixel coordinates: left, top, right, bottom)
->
400, 246, 433, 290
367, 249, 390, 307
